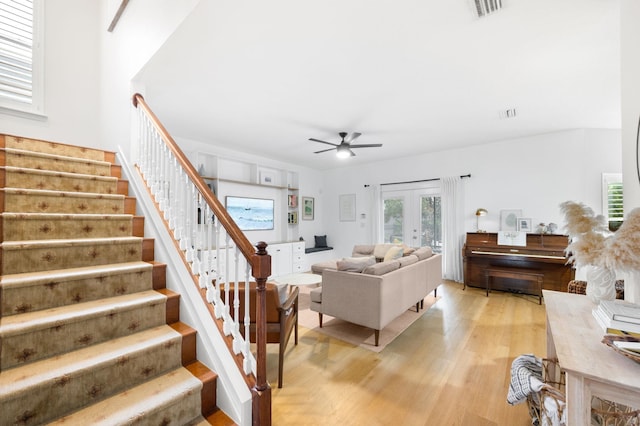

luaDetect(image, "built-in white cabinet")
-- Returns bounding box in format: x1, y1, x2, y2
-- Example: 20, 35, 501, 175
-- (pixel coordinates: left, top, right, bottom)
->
193, 152, 300, 242
269, 241, 305, 277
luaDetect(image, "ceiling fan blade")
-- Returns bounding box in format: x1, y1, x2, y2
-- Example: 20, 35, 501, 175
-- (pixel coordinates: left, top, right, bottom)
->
314, 147, 337, 154
349, 144, 383, 148
309, 138, 338, 147
346, 132, 362, 143
349, 149, 356, 156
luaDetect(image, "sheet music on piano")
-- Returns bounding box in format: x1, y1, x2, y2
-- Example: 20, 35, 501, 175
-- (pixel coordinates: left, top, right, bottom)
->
497, 231, 527, 247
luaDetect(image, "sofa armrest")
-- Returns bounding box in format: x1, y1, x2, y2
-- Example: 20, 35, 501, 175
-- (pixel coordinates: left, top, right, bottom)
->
321, 269, 389, 330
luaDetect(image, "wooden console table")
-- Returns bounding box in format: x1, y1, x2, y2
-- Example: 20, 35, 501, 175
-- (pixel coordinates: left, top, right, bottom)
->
544, 290, 640, 425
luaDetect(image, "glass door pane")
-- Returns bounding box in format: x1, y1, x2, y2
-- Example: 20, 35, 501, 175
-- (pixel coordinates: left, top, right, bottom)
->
420, 195, 441, 253
383, 196, 405, 244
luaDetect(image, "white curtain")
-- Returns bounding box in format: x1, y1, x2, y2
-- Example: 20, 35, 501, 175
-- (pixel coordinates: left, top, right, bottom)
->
441, 176, 465, 282
368, 185, 381, 244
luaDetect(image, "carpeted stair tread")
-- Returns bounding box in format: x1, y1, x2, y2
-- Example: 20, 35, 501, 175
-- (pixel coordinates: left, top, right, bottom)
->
0, 325, 184, 425
2, 134, 115, 162
1, 212, 133, 241
1, 147, 112, 176
1, 165, 118, 194
48, 367, 203, 426
1, 261, 154, 316
0, 187, 126, 214
0, 290, 167, 369
1, 236, 143, 274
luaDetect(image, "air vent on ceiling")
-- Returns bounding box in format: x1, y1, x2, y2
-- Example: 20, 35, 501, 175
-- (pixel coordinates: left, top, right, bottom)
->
474, 0, 503, 18
499, 108, 517, 119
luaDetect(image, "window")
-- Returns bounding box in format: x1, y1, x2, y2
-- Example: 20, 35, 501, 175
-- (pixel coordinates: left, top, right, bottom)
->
602, 173, 623, 231
0, 0, 44, 116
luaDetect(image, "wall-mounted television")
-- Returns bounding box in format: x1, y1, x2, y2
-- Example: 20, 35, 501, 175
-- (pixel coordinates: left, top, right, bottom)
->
225, 196, 275, 231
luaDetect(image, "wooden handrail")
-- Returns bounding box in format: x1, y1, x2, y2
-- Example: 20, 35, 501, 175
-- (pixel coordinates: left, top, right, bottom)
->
132, 93, 271, 425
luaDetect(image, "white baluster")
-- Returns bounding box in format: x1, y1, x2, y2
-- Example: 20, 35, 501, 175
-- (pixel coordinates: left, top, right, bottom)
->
243, 263, 252, 374
232, 246, 242, 354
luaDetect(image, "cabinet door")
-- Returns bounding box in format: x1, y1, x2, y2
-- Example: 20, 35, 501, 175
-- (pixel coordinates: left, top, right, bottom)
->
269, 243, 292, 278
291, 242, 305, 272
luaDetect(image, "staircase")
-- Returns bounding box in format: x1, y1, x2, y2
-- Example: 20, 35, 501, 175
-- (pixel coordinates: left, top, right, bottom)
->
0, 135, 234, 425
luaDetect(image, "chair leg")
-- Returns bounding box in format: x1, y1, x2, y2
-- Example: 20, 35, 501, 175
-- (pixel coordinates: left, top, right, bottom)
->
318, 313, 323, 328
278, 344, 284, 388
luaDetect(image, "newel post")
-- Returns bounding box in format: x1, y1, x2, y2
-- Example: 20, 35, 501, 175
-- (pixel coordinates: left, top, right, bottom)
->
251, 241, 272, 425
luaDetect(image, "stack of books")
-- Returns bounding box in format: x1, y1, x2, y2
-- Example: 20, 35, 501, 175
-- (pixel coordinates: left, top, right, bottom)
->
593, 300, 640, 357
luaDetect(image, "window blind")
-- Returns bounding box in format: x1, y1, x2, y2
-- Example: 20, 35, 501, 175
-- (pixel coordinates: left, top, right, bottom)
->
0, 0, 34, 105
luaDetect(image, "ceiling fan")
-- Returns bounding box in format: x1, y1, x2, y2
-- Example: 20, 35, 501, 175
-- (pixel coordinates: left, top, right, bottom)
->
309, 132, 382, 158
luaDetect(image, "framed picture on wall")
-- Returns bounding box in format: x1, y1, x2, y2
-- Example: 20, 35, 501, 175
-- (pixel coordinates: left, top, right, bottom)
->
500, 209, 522, 231
302, 197, 314, 220
339, 194, 356, 221
517, 217, 532, 233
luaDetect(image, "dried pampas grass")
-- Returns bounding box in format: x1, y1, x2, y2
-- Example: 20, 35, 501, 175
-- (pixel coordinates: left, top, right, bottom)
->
560, 201, 611, 267
604, 207, 640, 271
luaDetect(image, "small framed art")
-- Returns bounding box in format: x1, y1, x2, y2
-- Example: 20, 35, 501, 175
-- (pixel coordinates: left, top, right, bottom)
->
302, 197, 314, 220
517, 217, 532, 233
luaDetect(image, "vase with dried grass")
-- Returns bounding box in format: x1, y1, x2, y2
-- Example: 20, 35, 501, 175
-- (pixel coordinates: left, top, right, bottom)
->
559, 201, 616, 303
603, 207, 640, 304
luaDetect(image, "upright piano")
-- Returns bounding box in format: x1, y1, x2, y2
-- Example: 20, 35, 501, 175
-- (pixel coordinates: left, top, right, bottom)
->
462, 232, 574, 294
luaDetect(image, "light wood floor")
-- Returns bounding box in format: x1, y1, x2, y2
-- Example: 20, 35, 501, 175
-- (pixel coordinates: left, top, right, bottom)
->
266, 280, 547, 425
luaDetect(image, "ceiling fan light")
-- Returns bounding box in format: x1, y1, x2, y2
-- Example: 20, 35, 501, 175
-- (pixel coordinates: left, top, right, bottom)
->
336, 147, 351, 159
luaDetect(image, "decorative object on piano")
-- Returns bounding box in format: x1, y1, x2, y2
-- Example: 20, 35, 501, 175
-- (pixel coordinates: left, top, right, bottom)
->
500, 209, 522, 231
559, 201, 615, 303
517, 217, 532, 232
475, 208, 488, 232
497, 231, 526, 246
602, 207, 640, 304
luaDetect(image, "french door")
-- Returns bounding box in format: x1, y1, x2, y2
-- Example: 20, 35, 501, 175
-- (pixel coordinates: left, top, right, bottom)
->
382, 188, 442, 253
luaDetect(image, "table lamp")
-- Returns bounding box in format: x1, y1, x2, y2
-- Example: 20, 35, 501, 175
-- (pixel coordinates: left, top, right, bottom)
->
475, 208, 488, 232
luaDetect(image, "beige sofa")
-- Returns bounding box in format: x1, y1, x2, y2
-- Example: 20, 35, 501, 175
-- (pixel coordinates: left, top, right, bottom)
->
309, 244, 442, 346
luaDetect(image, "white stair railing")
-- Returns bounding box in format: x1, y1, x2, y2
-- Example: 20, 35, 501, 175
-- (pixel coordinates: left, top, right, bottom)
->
134, 101, 257, 375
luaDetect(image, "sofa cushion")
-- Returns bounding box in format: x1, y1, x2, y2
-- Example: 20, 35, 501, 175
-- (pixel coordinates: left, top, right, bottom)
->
314, 235, 328, 248
363, 260, 401, 276
311, 260, 337, 274
352, 244, 375, 257
413, 246, 433, 260
310, 286, 323, 303
398, 254, 419, 268
383, 245, 404, 262
373, 243, 395, 260
337, 256, 376, 272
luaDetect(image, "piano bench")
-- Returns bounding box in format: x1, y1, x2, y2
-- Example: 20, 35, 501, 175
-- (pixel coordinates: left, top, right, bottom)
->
484, 268, 544, 304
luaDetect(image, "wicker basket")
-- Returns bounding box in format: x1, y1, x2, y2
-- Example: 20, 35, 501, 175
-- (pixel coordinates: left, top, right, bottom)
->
526, 359, 640, 426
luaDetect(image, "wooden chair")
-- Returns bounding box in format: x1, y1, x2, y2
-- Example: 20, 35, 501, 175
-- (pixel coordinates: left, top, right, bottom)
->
223, 282, 299, 388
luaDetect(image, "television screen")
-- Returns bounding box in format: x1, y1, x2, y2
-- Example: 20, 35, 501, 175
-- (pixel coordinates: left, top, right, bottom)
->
225, 196, 274, 231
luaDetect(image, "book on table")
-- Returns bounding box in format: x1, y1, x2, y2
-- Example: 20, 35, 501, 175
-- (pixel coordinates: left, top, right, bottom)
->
599, 300, 640, 325
592, 305, 640, 335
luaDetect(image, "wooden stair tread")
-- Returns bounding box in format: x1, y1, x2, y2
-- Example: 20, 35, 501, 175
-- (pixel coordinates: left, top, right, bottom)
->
1, 235, 143, 250
2, 147, 112, 167
0, 186, 125, 200
47, 367, 203, 425
0, 324, 181, 388
1, 165, 119, 183
0, 261, 153, 287
0, 290, 166, 334
1, 212, 133, 219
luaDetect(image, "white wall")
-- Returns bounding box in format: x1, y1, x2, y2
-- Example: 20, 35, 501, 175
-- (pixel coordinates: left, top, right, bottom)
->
98, 0, 200, 152
2, 1, 101, 147
321, 129, 622, 258
621, 0, 640, 210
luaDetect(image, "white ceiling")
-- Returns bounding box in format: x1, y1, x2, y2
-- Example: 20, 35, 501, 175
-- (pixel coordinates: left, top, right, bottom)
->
137, 0, 621, 170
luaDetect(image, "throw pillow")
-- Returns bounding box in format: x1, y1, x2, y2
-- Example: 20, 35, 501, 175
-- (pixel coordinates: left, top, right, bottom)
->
315, 235, 328, 248
336, 256, 376, 272
383, 245, 404, 262
373, 243, 395, 260
401, 243, 416, 256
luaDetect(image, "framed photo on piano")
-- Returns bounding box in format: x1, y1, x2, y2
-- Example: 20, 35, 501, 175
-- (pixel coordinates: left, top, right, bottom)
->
517, 217, 532, 232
